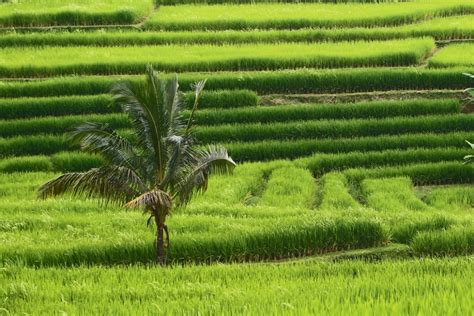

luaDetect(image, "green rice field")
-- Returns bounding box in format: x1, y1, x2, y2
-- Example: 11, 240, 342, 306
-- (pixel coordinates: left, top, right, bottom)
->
0, 0, 473, 314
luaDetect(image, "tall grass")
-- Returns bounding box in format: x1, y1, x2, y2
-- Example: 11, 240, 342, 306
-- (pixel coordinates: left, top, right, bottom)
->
0, 94, 115, 119
361, 177, 430, 212
0, 152, 103, 173
0, 155, 53, 173
0, 38, 435, 77
412, 226, 474, 256
0, 0, 154, 27
1, 259, 472, 314
1, 67, 472, 97
145, 2, 474, 31
0, 114, 128, 138
428, 43, 474, 68
0, 134, 72, 157
1, 113, 471, 139
297, 147, 471, 176
1, 131, 473, 160
318, 172, 361, 210
343, 161, 474, 185
0, 90, 257, 119
259, 166, 316, 209
425, 186, 474, 210
223, 132, 474, 161
0, 147, 470, 174
195, 114, 474, 143
2, 16, 472, 47
0, 211, 388, 265
159, 0, 409, 4
194, 99, 461, 126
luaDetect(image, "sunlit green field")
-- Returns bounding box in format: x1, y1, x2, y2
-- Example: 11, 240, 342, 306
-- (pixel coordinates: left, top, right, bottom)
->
2, 258, 473, 314
0, 0, 473, 314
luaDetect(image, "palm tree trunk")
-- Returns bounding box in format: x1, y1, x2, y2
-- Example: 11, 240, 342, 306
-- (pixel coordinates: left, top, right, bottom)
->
154, 210, 166, 266
156, 222, 165, 265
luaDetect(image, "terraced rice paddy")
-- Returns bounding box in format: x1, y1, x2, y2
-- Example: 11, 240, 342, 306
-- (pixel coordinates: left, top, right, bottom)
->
0, 0, 473, 314
0, 38, 436, 77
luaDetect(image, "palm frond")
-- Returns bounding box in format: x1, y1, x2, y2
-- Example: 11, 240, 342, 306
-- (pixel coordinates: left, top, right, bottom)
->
112, 66, 170, 183
165, 75, 186, 136
111, 80, 156, 155
126, 189, 172, 212
185, 79, 207, 134
175, 145, 235, 206
38, 166, 145, 204
67, 122, 137, 168
161, 134, 197, 189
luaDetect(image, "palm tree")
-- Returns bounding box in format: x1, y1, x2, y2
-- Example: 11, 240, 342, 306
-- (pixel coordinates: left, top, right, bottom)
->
38, 65, 236, 265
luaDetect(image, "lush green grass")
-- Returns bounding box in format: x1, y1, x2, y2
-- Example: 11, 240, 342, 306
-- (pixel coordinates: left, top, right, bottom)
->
361, 177, 430, 212
412, 226, 474, 256
2, 131, 472, 161
0, 38, 435, 77
193, 99, 461, 125
1, 67, 472, 97
318, 172, 361, 210
0, 204, 388, 265
2, 15, 473, 47
0, 143, 470, 174
145, 2, 474, 31
425, 186, 474, 210
296, 147, 471, 176
159, 0, 410, 5
1, 259, 472, 314
0, 152, 103, 173
0, 113, 128, 138
0, 159, 471, 267
343, 161, 474, 185
195, 114, 474, 143
0, 1, 472, 310
0, 90, 257, 119
0, 112, 471, 139
429, 43, 474, 68
254, 166, 316, 209
223, 132, 474, 161
0, 0, 154, 27
0, 94, 114, 119
0, 134, 73, 157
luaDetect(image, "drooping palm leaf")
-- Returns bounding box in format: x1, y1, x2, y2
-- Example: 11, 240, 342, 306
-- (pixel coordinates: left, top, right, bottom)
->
175, 145, 236, 206
126, 189, 173, 212
38, 165, 146, 204
67, 122, 137, 169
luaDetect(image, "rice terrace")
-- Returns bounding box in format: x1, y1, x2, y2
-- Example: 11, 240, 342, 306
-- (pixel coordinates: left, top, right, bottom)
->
0, 0, 473, 314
